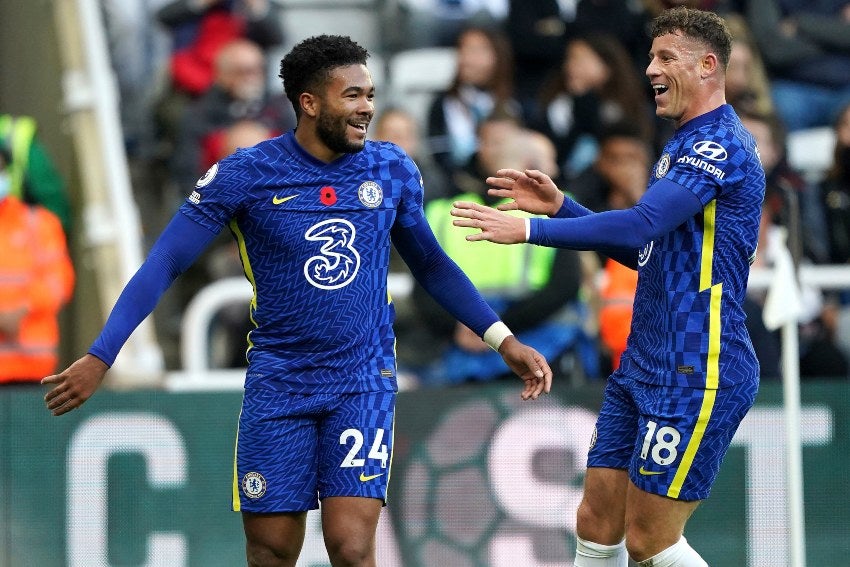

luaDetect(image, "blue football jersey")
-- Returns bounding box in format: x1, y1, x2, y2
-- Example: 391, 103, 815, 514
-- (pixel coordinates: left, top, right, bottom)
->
180, 131, 425, 394
620, 105, 765, 389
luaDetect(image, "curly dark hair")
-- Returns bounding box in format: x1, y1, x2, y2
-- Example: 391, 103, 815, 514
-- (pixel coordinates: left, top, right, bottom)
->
650, 7, 732, 69
278, 35, 370, 117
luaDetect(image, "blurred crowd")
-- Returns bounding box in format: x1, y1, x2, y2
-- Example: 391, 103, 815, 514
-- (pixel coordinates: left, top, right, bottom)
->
7, 0, 850, 385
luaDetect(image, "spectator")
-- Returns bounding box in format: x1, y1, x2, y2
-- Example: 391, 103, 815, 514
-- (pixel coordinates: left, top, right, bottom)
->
504, 0, 572, 117
750, 202, 849, 379
523, 128, 563, 179
157, 0, 283, 98
724, 14, 774, 117
391, 0, 508, 50
0, 144, 74, 384
529, 34, 654, 180
744, 110, 848, 379
153, 0, 283, 176
169, 38, 294, 199
746, 0, 850, 131
100, 0, 173, 158
820, 102, 850, 265
818, 101, 850, 362
739, 111, 829, 264
426, 25, 520, 178
0, 114, 71, 231
568, 122, 652, 373
572, 0, 652, 71
411, 113, 586, 384
568, 121, 652, 213
372, 107, 451, 204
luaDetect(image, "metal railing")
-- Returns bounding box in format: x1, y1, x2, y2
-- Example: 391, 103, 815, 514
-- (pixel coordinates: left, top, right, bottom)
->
164, 273, 414, 391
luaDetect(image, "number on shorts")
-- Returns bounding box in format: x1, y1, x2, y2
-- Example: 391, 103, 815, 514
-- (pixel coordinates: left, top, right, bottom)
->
339, 428, 389, 468
639, 420, 681, 466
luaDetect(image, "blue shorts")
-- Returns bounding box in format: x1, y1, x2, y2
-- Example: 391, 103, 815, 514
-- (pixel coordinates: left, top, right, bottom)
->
233, 388, 395, 513
588, 370, 757, 501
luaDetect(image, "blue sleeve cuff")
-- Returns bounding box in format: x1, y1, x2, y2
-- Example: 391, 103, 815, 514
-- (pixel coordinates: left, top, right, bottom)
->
554, 195, 594, 219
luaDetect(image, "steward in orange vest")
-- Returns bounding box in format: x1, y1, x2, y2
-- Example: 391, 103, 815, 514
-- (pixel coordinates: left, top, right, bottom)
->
598, 257, 638, 371
0, 147, 74, 383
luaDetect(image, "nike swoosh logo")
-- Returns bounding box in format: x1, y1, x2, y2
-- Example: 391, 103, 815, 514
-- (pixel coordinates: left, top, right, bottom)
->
359, 472, 385, 482
272, 194, 299, 205
638, 466, 664, 476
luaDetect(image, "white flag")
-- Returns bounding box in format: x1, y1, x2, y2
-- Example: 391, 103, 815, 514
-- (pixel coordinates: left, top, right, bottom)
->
762, 227, 803, 331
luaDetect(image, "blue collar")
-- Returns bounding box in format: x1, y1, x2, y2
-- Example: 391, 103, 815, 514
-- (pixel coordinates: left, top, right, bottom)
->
674, 104, 735, 137
279, 129, 358, 170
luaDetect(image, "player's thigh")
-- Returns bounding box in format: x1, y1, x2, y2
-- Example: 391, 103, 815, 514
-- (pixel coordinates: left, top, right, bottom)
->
321, 496, 383, 558
627, 379, 757, 501
577, 466, 630, 543
579, 372, 635, 542
624, 484, 700, 559
318, 391, 395, 501
236, 389, 323, 513
242, 511, 308, 566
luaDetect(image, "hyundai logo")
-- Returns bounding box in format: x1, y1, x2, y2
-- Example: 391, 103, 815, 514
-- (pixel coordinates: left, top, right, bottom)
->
692, 140, 728, 161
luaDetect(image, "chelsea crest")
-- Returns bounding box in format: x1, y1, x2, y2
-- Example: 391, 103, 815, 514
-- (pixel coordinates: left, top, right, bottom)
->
655, 153, 671, 179
358, 181, 383, 208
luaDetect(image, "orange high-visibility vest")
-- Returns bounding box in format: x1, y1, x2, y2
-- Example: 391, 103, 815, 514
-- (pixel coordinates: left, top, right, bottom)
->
598, 257, 638, 370
0, 196, 74, 382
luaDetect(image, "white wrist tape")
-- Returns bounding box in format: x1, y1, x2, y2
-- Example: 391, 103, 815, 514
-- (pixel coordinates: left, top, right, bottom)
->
525, 218, 531, 242
483, 321, 513, 351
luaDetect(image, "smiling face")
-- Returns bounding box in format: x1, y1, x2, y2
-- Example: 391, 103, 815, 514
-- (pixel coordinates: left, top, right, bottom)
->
647, 31, 717, 127
310, 64, 375, 158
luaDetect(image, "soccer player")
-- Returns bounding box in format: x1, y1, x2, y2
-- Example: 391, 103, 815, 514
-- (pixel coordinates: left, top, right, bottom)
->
42, 35, 552, 566
451, 8, 764, 567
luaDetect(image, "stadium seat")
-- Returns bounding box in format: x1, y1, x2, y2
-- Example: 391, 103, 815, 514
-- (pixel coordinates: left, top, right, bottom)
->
270, 1, 383, 65
385, 47, 457, 126
786, 126, 835, 183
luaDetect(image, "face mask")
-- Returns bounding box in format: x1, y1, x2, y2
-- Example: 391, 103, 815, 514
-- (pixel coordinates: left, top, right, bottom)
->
0, 173, 10, 200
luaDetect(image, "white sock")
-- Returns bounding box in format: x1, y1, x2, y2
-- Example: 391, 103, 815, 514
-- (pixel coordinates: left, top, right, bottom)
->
574, 536, 628, 567
637, 536, 708, 567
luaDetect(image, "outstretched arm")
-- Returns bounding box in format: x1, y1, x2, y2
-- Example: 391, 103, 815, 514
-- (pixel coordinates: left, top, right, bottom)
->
392, 215, 552, 399
43, 212, 219, 415
487, 168, 643, 266
452, 178, 703, 265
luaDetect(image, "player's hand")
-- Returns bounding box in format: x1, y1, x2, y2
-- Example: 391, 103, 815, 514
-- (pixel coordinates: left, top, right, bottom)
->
42, 354, 109, 416
497, 336, 552, 400
451, 201, 526, 244
486, 169, 565, 216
